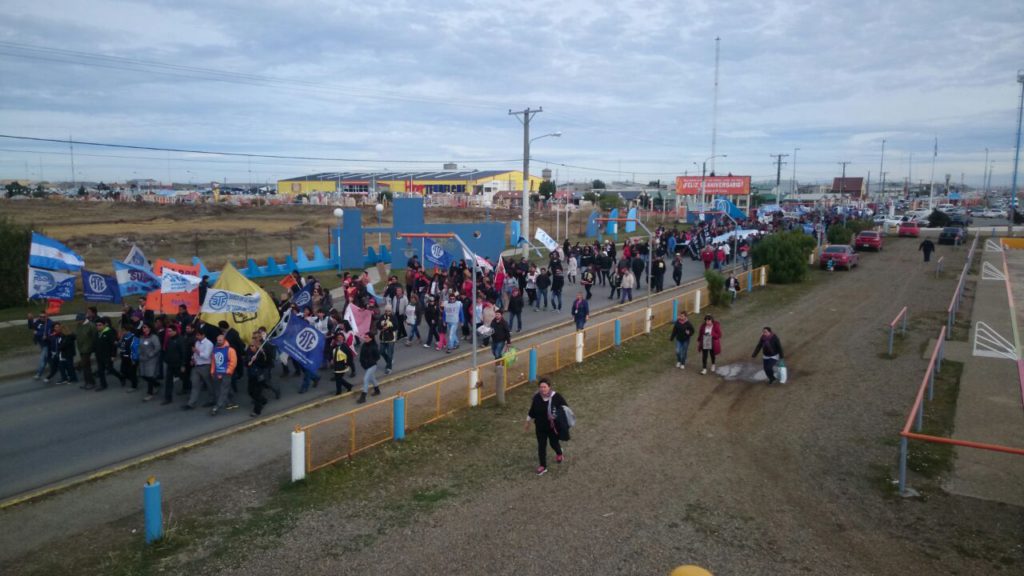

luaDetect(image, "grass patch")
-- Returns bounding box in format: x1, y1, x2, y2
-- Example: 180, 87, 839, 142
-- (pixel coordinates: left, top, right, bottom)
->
907, 360, 963, 479
0, 325, 36, 358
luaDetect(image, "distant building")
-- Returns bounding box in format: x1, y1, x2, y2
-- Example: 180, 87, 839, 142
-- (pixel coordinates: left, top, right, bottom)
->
277, 169, 543, 197
831, 177, 865, 199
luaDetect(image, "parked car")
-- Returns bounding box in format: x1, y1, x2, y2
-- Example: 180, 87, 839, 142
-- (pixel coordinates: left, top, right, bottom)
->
938, 227, 966, 245
873, 215, 902, 228
982, 209, 1004, 218
854, 230, 883, 251
897, 221, 920, 237
820, 245, 860, 270
949, 213, 972, 227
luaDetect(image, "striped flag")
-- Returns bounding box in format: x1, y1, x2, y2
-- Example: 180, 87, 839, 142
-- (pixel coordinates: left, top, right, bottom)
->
29, 232, 85, 271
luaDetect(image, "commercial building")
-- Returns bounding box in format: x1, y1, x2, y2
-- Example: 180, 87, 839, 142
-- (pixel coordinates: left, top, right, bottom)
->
277, 169, 544, 197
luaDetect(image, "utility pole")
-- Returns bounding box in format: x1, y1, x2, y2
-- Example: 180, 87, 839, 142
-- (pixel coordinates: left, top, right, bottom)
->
837, 161, 851, 204
69, 135, 76, 193
1011, 69, 1024, 235
929, 137, 938, 211
792, 147, 800, 194
770, 153, 789, 204
711, 37, 721, 175
509, 107, 543, 247
984, 147, 990, 195
878, 139, 887, 200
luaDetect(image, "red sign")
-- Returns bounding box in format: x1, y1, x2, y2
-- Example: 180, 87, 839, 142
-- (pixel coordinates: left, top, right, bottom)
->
675, 176, 751, 195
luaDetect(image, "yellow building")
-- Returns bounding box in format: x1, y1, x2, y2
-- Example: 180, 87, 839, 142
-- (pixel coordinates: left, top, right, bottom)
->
277, 169, 544, 196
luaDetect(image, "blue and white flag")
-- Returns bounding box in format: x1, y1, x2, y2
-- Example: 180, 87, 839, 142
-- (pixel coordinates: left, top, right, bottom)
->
30, 232, 85, 272
161, 269, 201, 294
534, 227, 559, 252
201, 289, 260, 314
290, 282, 315, 310
123, 244, 149, 269
82, 269, 121, 303
113, 261, 160, 297
28, 266, 76, 300
424, 238, 454, 270
269, 314, 325, 372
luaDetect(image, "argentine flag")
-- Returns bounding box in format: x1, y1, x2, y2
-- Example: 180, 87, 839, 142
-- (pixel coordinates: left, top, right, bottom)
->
30, 232, 85, 272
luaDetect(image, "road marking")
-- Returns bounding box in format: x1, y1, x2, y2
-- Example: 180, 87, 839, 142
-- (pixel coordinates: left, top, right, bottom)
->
982, 261, 1007, 280
985, 239, 1004, 252
973, 321, 1018, 361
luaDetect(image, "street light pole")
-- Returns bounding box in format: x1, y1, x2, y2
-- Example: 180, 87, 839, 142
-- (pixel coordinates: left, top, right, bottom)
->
878, 139, 887, 200
792, 147, 800, 195
510, 107, 544, 250
333, 208, 344, 276
698, 154, 727, 222
1010, 69, 1024, 235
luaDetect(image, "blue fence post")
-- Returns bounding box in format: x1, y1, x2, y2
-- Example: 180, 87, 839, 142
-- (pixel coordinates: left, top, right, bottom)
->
144, 477, 162, 544
747, 272, 753, 292
898, 437, 908, 495
393, 393, 406, 441
614, 319, 621, 346
671, 299, 678, 319
915, 402, 924, 432
529, 348, 538, 382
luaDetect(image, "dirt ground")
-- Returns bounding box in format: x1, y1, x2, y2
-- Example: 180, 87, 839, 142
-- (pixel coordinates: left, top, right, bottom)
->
6, 233, 1022, 575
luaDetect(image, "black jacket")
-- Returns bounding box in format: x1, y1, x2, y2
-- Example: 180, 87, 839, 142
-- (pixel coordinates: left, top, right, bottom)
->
669, 320, 695, 343
164, 334, 188, 366
528, 391, 569, 436
490, 319, 511, 344
752, 334, 784, 358
359, 339, 381, 369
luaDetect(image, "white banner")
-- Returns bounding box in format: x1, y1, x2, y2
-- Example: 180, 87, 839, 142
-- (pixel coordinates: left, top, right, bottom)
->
534, 227, 559, 252
201, 289, 261, 313
161, 269, 201, 294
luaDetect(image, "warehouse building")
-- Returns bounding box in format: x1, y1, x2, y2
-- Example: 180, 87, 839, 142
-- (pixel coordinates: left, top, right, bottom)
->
277, 169, 544, 197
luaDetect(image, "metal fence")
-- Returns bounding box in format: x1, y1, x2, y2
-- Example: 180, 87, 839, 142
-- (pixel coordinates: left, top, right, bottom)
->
300, 266, 768, 474
946, 234, 979, 338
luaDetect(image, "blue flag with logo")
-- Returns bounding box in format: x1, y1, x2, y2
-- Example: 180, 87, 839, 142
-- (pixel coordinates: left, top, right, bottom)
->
269, 314, 324, 372
82, 269, 121, 303
290, 282, 315, 310
27, 266, 76, 300
424, 238, 454, 270
113, 261, 160, 297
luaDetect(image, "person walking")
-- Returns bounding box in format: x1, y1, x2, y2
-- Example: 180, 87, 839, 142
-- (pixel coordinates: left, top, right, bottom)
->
76, 307, 98, 389
523, 378, 569, 476
619, 268, 635, 304
209, 333, 239, 415
490, 309, 511, 360
117, 327, 140, 391
919, 238, 935, 263
443, 293, 462, 353
357, 333, 381, 403
580, 266, 595, 300
245, 334, 271, 416
161, 325, 187, 405
27, 312, 53, 380
378, 305, 398, 375
551, 268, 565, 311
571, 291, 590, 331
330, 333, 356, 396
726, 273, 741, 303
752, 327, 784, 385
669, 311, 695, 370
672, 254, 683, 287
138, 323, 162, 401
698, 315, 722, 375
535, 268, 551, 311
651, 256, 666, 293
183, 329, 214, 410
507, 287, 524, 332
93, 318, 117, 391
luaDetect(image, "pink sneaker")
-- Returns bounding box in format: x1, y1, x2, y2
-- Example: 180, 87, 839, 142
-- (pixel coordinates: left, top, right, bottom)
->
536, 466, 547, 476
555, 454, 564, 463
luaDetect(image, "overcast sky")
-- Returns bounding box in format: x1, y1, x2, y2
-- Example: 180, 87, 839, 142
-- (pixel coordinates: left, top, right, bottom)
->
1, 0, 1022, 187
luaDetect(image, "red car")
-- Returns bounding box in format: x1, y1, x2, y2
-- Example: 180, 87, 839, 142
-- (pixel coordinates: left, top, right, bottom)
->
855, 230, 883, 251
820, 245, 860, 270
897, 221, 920, 237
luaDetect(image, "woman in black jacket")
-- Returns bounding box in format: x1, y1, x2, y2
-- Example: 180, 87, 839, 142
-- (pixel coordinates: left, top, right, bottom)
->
751, 326, 784, 385
523, 377, 568, 475
357, 334, 381, 404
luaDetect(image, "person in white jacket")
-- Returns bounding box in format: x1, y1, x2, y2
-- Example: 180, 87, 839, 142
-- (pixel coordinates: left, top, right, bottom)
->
619, 268, 636, 303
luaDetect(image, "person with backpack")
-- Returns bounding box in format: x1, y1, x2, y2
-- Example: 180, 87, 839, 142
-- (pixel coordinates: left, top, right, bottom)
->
523, 377, 571, 476
117, 327, 140, 391
330, 332, 356, 395
580, 265, 596, 300
751, 327, 784, 385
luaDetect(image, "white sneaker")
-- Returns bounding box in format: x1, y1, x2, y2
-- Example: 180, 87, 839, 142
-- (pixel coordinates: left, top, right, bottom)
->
679, 364, 685, 370
711, 365, 716, 373
700, 368, 707, 375
675, 362, 681, 368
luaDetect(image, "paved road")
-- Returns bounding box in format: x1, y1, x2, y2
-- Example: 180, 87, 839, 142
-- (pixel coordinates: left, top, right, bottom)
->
0, 260, 721, 501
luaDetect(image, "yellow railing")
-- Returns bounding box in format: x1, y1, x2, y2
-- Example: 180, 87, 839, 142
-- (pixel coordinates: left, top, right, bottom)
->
302, 265, 768, 473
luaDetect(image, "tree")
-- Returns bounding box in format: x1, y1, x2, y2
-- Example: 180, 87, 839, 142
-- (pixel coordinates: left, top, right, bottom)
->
5, 181, 29, 198
77, 185, 86, 196
751, 231, 816, 284
598, 192, 622, 211
0, 217, 31, 307
538, 180, 556, 200
927, 209, 951, 228
592, 179, 606, 190
582, 191, 599, 204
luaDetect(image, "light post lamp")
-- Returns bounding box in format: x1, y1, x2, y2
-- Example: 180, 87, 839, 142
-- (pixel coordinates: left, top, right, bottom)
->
375, 202, 384, 250
595, 217, 654, 330
333, 208, 344, 276
698, 154, 727, 221
522, 131, 562, 250
792, 147, 800, 195
1010, 69, 1024, 235
396, 232, 485, 402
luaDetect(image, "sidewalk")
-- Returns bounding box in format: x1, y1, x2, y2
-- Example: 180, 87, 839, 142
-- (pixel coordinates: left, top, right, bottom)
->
943, 247, 1024, 506
0, 270, 725, 562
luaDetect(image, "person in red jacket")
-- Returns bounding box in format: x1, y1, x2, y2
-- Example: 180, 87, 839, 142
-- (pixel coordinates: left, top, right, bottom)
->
698, 315, 722, 375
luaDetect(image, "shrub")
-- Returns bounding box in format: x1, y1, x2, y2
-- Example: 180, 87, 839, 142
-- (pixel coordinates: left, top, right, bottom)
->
598, 192, 622, 211
846, 219, 874, 235
751, 231, 816, 284
927, 209, 951, 228
0, 217, 32, 307
827, 224, 852, 245
704, 270, 727, 306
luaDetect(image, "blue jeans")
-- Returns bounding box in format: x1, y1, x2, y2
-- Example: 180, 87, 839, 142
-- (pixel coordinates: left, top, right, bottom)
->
380, 342, 395, 370
537, 288, 548, 309
299, 367, 320, 393
491, 339, 506, 359
509, 311, 522, 331
674, 340, 690, 365
446, 322, 459, 349
551, 291, 562, 310
620, 288, 633, 303
407, 324, 421, 342
362, 365, 379, 393
574, 318, 586, 330
36, 346, 49, 377
763, 357, 778, 382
